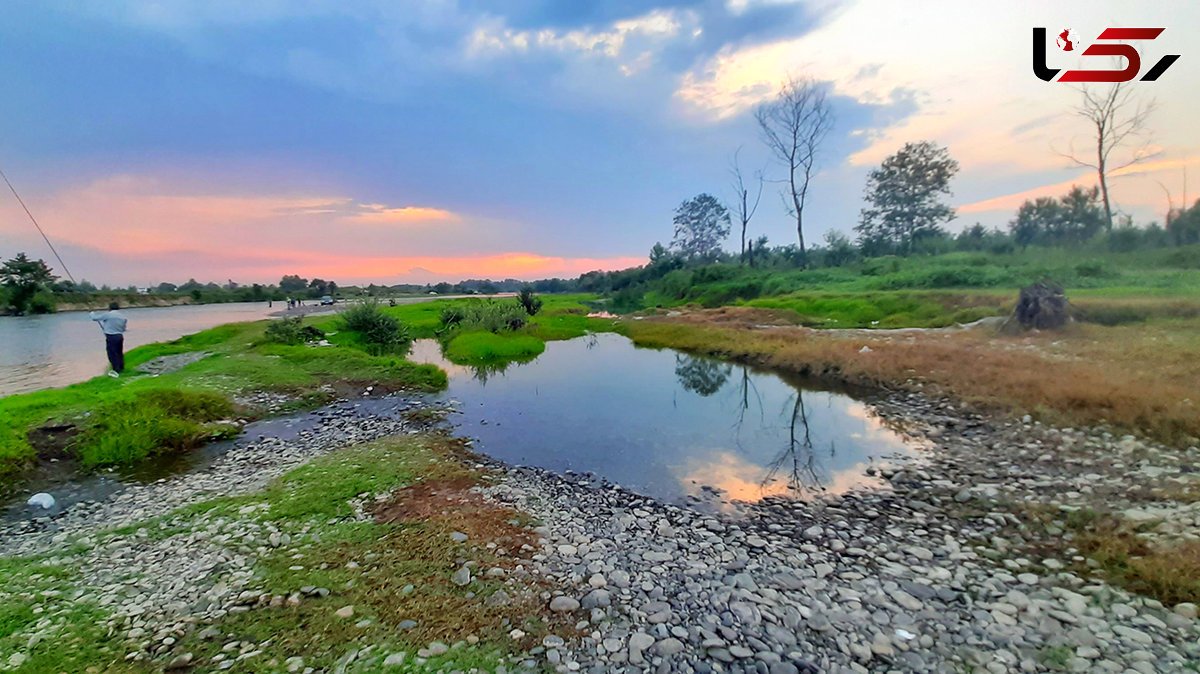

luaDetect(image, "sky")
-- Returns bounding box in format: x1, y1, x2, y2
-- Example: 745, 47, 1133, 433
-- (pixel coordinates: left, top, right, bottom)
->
0, 0, 1196, 286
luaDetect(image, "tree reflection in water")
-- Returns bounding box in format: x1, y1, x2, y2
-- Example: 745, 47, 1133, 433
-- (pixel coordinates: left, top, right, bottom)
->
761, 390, 831, 498
674, 354, 732, 397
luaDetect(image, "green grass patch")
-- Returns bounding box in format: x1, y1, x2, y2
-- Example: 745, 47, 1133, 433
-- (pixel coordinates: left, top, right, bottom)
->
0, 316, 446, 487
164, 434, 553, 672
444, 332, 545, 365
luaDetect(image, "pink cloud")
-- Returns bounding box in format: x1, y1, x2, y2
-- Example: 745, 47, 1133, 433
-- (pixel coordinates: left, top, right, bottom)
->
0, 175, 643, 285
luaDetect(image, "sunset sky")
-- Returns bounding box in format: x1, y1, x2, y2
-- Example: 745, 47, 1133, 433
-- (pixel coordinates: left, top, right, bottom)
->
1, 1, 1196, 286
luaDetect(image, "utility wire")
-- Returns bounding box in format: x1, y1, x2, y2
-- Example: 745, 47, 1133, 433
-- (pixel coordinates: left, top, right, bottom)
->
0, 164, 77, 285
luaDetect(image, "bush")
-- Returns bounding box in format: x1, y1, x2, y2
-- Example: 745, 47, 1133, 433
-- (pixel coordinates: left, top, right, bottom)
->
517, 286, 543, 316
340, 301, 411, 355
76, 390, 235, 467
264, 317, 325, 345
1074, 259, 1113, 278
448, 300, 529, 333
440, 305, 466, 327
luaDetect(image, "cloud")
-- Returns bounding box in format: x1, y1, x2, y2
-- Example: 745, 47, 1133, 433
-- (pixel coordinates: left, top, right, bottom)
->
675, 1, 1199, 175
346, 204, 458, 225
958, 156, 1200, 216
0, 173, 644, 285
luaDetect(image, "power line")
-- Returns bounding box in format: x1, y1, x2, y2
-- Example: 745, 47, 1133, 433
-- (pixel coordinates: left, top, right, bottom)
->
0, 164, 76, 285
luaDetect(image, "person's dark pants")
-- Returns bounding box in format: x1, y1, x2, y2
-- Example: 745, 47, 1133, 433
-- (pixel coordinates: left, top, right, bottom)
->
105, 333, 125, 373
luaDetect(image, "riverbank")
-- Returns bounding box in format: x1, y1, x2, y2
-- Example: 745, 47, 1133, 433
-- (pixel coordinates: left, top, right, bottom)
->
2, 383, 1199, 672
3, 292, 1200, 672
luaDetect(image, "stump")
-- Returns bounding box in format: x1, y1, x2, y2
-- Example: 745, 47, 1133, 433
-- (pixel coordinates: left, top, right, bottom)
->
1006, 282, 1071, 331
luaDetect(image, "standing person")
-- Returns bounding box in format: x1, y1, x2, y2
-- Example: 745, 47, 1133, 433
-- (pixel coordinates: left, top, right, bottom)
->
90, 301, 128, 377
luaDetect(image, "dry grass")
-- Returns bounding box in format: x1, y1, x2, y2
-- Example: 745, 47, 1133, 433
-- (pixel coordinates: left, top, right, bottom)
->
1018, 506, 1200, 606
170, 433, 556, 671
621, 316, 1200, 445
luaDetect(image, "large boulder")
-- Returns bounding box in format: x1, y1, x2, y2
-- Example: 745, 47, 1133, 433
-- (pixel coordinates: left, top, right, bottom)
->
1003, 282, 1072, 332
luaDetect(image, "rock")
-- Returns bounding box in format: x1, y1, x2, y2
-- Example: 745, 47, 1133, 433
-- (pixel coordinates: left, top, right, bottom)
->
382, 652, 406, 667
728, 646, 754, 659
543, 635, 565, 648
7, 653, 26, 668
335, 605, 354, 619
485, 590, 511, 607
1173, 602, 1198, 619
450, 532, 469, 543
654, 638, 685, 656
581, 589, 611, 609
549, 596, 580, 612
285, 656, 305, 672
27, 493, 55, 509
451, 566, 472, 586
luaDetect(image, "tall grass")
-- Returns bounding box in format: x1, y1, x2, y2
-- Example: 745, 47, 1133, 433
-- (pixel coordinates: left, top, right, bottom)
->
340, 300, 412, 355
75, 389, 236, 467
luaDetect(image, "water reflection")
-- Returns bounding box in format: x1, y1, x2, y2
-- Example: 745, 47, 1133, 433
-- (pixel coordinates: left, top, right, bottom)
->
408, 334, 915, 506
674, 354, 732, 397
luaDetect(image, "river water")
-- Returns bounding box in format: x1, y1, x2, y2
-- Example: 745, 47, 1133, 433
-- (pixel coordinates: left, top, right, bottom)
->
4, 330, 918, 521
410, 333, 917, 505
0, 302, 290, 397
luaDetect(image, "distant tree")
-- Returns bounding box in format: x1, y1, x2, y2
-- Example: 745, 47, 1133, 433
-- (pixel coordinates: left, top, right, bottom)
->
155, 282, 178, 294
821, 230, 857, 267
755, 75, 834, 261
1, 253, 56, 315
746, 234, 770, 268
671, 193, 731, 261
77, 279, 97, 292
856, 141, 960, 254
1008, 185, 1104, 247
729, 147, 764, 263
432, 282, 454, 294
179, 278, 204, 292
1010, 197, 1059, 248
1059, 82, 1157, 231
279, 275, 308, 293
1168, 199, 1200, 246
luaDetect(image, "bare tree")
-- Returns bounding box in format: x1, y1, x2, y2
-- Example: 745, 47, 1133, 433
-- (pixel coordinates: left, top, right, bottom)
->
729, 147, 764, 264
1059, 82, 1157, 231
754, 75, 833, 261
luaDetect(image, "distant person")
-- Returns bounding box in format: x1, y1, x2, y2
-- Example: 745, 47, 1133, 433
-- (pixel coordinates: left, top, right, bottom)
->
90, 301, 127, 377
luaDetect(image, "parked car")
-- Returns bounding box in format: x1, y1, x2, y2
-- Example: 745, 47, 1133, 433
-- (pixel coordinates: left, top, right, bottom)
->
320, 295, 334, 306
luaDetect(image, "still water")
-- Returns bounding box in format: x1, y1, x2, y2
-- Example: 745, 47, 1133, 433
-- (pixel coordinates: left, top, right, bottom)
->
411, 333, 917, 505
0, 302, 287, 396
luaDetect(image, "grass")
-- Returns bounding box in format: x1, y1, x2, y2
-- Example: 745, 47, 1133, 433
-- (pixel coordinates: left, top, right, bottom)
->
444, 332, 545, 364
0, 558, 143, 673
618, 315, 1200, 446
164, 433, 554, 672
74, 389, 237, 467
0, 433, 556, 672
0, 317, 445, 488
1019, 506, 1200, 607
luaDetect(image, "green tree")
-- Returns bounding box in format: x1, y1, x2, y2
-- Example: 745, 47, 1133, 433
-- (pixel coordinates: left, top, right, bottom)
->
1008, 185, 1105, 247
671, 193, 731, 262
821, 230, 857, 267
279, 275, 308, 293
855, 141, 960, 254
1, 253, 57, 315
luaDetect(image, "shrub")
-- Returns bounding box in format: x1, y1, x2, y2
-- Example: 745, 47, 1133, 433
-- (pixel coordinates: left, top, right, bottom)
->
264, 317, 324, 345
517, 285, 543, 316
76, 389, 235, 467
440, 305, 466, 327
1074, 259, 1112, 278
340, 301, 411, 355
450, 300, 529, 333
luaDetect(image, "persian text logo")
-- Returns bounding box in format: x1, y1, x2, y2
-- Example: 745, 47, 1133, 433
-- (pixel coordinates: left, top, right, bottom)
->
1033, 27, 1180, 82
